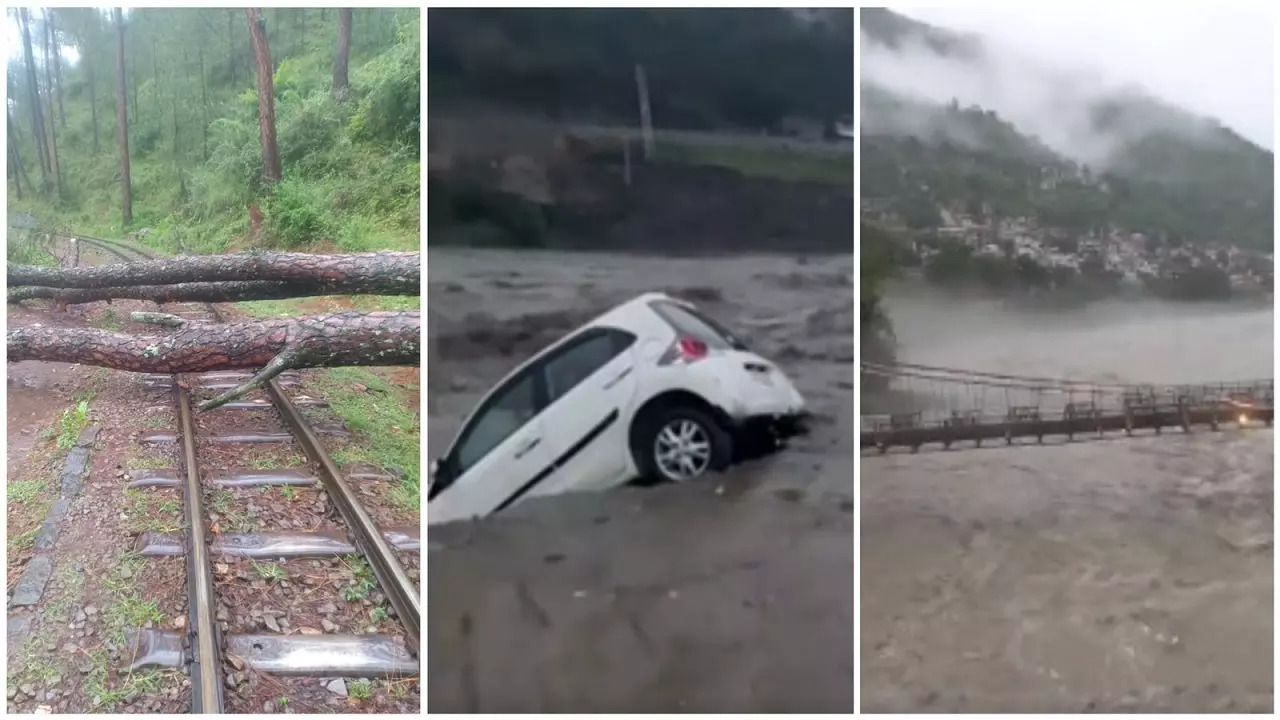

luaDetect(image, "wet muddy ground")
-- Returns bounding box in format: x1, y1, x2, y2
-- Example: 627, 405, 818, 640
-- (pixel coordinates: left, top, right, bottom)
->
861, 289, 1274, 712
427, 247, 855, 711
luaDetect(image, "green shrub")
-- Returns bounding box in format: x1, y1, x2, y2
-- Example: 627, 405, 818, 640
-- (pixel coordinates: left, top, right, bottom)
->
266, 175, 334, 248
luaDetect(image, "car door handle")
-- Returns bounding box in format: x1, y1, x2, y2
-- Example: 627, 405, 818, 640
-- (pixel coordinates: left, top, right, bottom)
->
603, 366, 634, 389
514, 437, 542, 459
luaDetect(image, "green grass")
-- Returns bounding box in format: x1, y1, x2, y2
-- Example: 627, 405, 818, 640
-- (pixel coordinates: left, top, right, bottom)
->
122, 489, 183, 533
8, 479, 46, 504
658, 139, 853, 185
125, 453, 171, 471
341, 556, 379, 602
349, 679, 373, 700
9, 527, 40, 552
235, 294, 419, 319
56, 400, 91, 451
9, 630, 65, 690
251, 560, 287, 583
92, 308, 123, 332
316, 367, 420, 509
78, 549, 178, 711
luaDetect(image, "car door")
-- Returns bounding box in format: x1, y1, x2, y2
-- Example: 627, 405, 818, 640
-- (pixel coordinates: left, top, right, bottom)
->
427, 367, 553, 524
528, 327, 641, 496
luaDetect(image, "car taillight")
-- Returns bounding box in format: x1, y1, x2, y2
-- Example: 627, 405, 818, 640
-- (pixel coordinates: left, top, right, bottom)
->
658, 335, 709, 365
678, 336, 708, 359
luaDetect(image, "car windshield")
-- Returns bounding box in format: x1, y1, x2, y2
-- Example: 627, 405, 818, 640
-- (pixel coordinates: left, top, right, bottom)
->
650, 300, 747, 350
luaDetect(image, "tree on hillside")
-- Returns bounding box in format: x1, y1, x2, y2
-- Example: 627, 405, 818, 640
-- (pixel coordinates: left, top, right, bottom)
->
19, 8, 51, 189
42, 10, 63, 197
246, 8, 282, 185
333, 8, 352, 98
49, 9, 66, 129
114, 7, 132, 223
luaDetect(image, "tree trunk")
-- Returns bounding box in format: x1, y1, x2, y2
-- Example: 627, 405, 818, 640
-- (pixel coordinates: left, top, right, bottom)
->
199, 45, 209, 160
9, 251, 420, 291
43, 12, 63, 198
8, 311, 421, 411
10, 278, 413, 306
8, 141, 22, 200
246, 8, 282, 185
114, 8, 133, 224
88, 43, 100, 153
19, 9, 51, 186
51, 10, 66, 129
227, 9, 236, 87
332, 9, 351, 98
130, 39, 138, 118
7, 111, 33, 197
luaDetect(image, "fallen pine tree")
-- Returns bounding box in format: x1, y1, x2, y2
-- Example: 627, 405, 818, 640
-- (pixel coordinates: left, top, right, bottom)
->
9, 279, 404, 305
7, 311, 420, 411
8, 251, 420, 293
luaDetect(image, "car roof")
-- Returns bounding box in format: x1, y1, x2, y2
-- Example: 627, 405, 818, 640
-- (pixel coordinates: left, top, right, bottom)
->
437, 292, 690, 458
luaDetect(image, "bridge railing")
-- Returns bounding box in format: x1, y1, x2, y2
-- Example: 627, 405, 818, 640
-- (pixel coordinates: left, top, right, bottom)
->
860, 361, 1273, 452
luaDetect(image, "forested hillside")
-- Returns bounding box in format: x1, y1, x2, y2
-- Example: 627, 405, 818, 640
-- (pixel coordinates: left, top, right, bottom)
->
861, 8, 1273, 250
428, 8, 852, 132
7, 8, 420, 255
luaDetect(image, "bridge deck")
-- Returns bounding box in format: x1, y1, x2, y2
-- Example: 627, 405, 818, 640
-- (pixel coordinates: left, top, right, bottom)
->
860, 362, 1273, 454
862, 405, 1272, 453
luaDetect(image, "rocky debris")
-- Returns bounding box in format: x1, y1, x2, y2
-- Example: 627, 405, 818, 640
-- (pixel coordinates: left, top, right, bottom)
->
326, 678, 348, 697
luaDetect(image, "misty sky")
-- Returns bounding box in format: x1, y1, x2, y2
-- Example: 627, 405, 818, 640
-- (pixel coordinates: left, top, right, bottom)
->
899, 7, 1274, 150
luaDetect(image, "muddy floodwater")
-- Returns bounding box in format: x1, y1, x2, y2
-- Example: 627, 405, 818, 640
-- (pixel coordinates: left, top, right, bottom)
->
861, 285, 1273, 713
427, 248, 854, 712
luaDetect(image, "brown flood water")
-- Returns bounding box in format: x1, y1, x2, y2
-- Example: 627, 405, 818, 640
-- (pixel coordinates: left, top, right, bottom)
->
861, 285, 1273, 712
427, 247, 855, 712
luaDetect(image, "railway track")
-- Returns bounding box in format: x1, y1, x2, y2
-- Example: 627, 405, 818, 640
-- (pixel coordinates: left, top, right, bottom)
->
62, 235, 421, 712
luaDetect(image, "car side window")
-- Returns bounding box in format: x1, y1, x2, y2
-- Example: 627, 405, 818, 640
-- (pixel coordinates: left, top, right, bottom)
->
542, 329, 636, 403
454, 371, 541, 475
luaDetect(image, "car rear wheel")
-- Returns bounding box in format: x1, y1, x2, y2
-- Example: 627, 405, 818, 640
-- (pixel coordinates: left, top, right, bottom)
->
636, 406, 732, 484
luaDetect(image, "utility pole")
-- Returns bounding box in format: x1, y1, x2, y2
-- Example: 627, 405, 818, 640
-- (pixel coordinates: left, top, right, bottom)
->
634, 63, 654, 160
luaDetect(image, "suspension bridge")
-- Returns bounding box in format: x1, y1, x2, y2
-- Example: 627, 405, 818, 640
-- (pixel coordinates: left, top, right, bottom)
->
861, 361, 1274, 454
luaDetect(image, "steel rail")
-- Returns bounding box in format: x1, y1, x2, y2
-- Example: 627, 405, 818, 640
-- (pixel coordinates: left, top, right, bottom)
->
58, 231, 421, 675
266, 379, 421, 652
177, 380, 226, 712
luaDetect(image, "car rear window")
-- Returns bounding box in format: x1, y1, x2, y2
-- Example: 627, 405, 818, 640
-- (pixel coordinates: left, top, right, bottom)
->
649, 301, 747, 350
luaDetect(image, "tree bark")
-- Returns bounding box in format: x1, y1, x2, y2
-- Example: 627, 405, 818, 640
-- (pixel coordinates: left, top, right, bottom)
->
19, 9, 51, 186
227, 9, 236, 87
43, 13, 63, 197
6, 111, 32, 198
51, 9, 66, 129
246, 8, 282, 185
199, 45, 209, 160
9, 251, 420, 291
10, 278, 414, 305
332, 9, 351, 98
7, 311, 420, 411
7, 140, 21, 200
87, 38, 100, 153
114, 8, 133, 224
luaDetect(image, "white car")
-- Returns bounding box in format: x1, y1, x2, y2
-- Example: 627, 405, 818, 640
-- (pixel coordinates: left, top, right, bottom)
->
428, 292, 809, 524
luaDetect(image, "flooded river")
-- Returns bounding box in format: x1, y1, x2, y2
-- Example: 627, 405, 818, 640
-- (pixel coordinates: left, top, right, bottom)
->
861, 285, 1273, 712
427, 248, 855, 711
